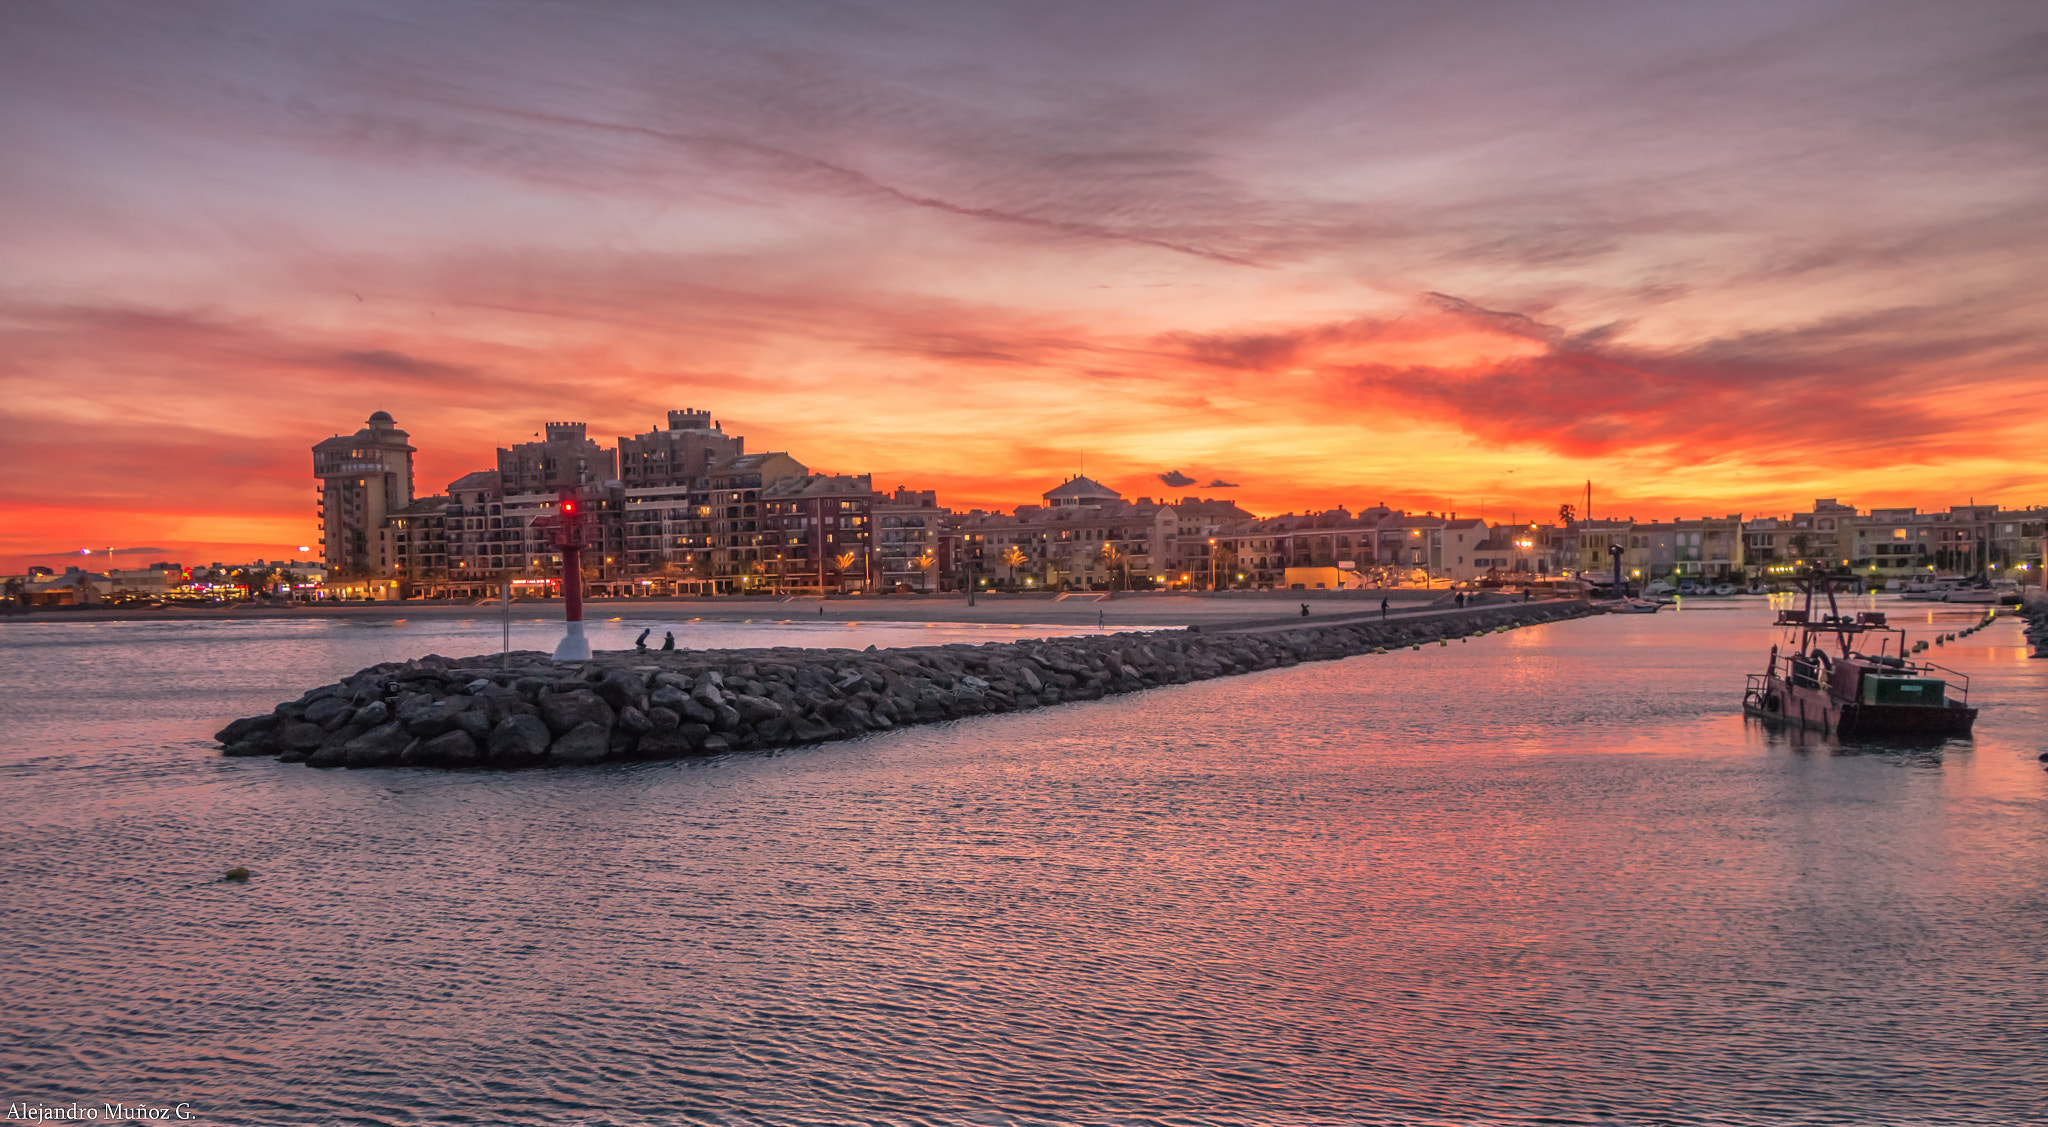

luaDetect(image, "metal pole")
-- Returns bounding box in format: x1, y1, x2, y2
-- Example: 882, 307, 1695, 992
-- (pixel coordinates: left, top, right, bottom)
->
501, 576, 511, 669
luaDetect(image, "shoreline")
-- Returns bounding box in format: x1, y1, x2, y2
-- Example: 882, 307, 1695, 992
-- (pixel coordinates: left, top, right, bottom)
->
214, 597, 1595, 770
4, 589, 1468, 630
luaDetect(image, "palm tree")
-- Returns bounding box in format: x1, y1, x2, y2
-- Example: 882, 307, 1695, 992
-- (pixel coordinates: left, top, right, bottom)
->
913, 548, 936, 593
233, 566, 276, 601
1099, 543, 1127, 593
833, 550, 857, 594
999, 545, 1029, 589
1210, 541, 1236, 590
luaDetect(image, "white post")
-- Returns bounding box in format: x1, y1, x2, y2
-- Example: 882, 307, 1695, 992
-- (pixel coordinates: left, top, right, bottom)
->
501, 576, 512, 669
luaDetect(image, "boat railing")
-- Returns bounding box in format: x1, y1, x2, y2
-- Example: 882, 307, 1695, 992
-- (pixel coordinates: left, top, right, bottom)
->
1743, 672, 1772, 711
1913, 660, 1971, 707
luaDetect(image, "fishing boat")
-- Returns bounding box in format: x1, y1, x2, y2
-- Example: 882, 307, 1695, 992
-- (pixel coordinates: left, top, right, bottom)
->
1594, 597, 1662, 614
1742, 569, 1976, 738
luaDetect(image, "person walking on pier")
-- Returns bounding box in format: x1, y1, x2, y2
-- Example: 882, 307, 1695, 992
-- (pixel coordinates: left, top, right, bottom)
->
1380, 597, 1389, 620
661, 631, 675, 651
635, 627, 651, 652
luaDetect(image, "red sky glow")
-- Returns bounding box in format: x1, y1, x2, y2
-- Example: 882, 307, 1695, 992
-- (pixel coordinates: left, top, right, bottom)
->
4, 0, 2046, 570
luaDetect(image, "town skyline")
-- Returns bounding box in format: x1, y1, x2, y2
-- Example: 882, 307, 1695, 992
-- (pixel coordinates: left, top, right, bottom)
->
6, 2, 2046, 571
5, 396, 2048, 573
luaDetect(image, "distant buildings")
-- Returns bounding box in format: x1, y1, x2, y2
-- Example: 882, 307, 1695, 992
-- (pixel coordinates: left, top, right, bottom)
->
306, 409, 2048, 598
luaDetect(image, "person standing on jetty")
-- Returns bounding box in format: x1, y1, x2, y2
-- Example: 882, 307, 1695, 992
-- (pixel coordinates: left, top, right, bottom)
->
1381, 597, 1389, 620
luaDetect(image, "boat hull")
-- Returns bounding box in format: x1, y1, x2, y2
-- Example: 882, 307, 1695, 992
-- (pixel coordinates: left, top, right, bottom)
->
1743, 675, 1977, 738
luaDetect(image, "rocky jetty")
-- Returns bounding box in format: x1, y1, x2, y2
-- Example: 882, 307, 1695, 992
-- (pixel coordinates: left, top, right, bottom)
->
215, 602, 1590, 769
2019, 598, 2048, 658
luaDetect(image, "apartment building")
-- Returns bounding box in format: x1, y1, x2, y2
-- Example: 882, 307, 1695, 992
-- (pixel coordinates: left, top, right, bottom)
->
312, 411, 415, 576
707, 452, 809, 592
497, 422, 616, 494
616, 409, 742, 489
873, 488, 951, 592
760, 473, 875, 593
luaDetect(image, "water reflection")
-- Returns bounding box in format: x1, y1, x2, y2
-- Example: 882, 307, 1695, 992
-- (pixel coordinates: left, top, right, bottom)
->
0, 601, 2044, 1124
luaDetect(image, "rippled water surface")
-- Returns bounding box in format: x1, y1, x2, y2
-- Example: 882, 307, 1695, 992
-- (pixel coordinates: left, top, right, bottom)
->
3, 599, 2045, 1125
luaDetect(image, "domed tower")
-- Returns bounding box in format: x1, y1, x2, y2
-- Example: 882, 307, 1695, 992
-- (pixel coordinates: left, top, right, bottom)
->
312, 412, 416, 576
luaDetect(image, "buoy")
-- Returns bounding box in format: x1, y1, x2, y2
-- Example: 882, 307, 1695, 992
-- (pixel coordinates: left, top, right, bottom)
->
224, 867, 251, 882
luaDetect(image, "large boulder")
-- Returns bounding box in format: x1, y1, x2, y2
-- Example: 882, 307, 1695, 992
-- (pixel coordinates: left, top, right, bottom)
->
649, 684, 691, 712
303, 697, 353, 729
539, 689, 615, 736
486, 714, 552, 764
405, 729, 480, 767
730, 694, 785, 725
343, 721, 412, 768
400, 693, 473, 737
214, 715, 277, 745
453, 708, 493, 740
549, 721, 611, 765
678, 696, 718, 726
275, 721, 327, 752
593, 671, 645, 711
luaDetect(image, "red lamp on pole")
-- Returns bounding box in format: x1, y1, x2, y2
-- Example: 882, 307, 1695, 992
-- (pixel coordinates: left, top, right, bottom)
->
536, 490, 592, 661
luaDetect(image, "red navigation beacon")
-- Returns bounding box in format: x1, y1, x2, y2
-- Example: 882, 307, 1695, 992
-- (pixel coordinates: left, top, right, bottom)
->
533, 489, 592, 661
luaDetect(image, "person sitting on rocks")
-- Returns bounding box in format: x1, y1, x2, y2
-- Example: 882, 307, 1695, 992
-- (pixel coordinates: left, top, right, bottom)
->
636, 627, 651, 652
661, 631, 676, 651
1300, 603, 1310, 617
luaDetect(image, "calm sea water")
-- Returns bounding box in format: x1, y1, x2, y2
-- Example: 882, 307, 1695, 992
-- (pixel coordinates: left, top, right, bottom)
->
2, 598, 2044, 1125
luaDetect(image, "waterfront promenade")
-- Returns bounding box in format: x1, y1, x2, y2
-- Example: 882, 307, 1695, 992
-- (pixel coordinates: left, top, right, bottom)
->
13, 589, 1469, 630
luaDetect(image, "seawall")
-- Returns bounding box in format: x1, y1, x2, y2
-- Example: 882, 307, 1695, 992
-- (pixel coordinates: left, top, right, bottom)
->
214, 600, 1595, 769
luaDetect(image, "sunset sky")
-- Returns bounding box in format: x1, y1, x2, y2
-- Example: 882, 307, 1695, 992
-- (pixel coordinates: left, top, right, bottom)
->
4, 0, 2045, 570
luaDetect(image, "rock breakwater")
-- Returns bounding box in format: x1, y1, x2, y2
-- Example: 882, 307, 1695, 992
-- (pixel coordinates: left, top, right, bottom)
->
215, 602, 1591, 769
2019, 598, 2048, 658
